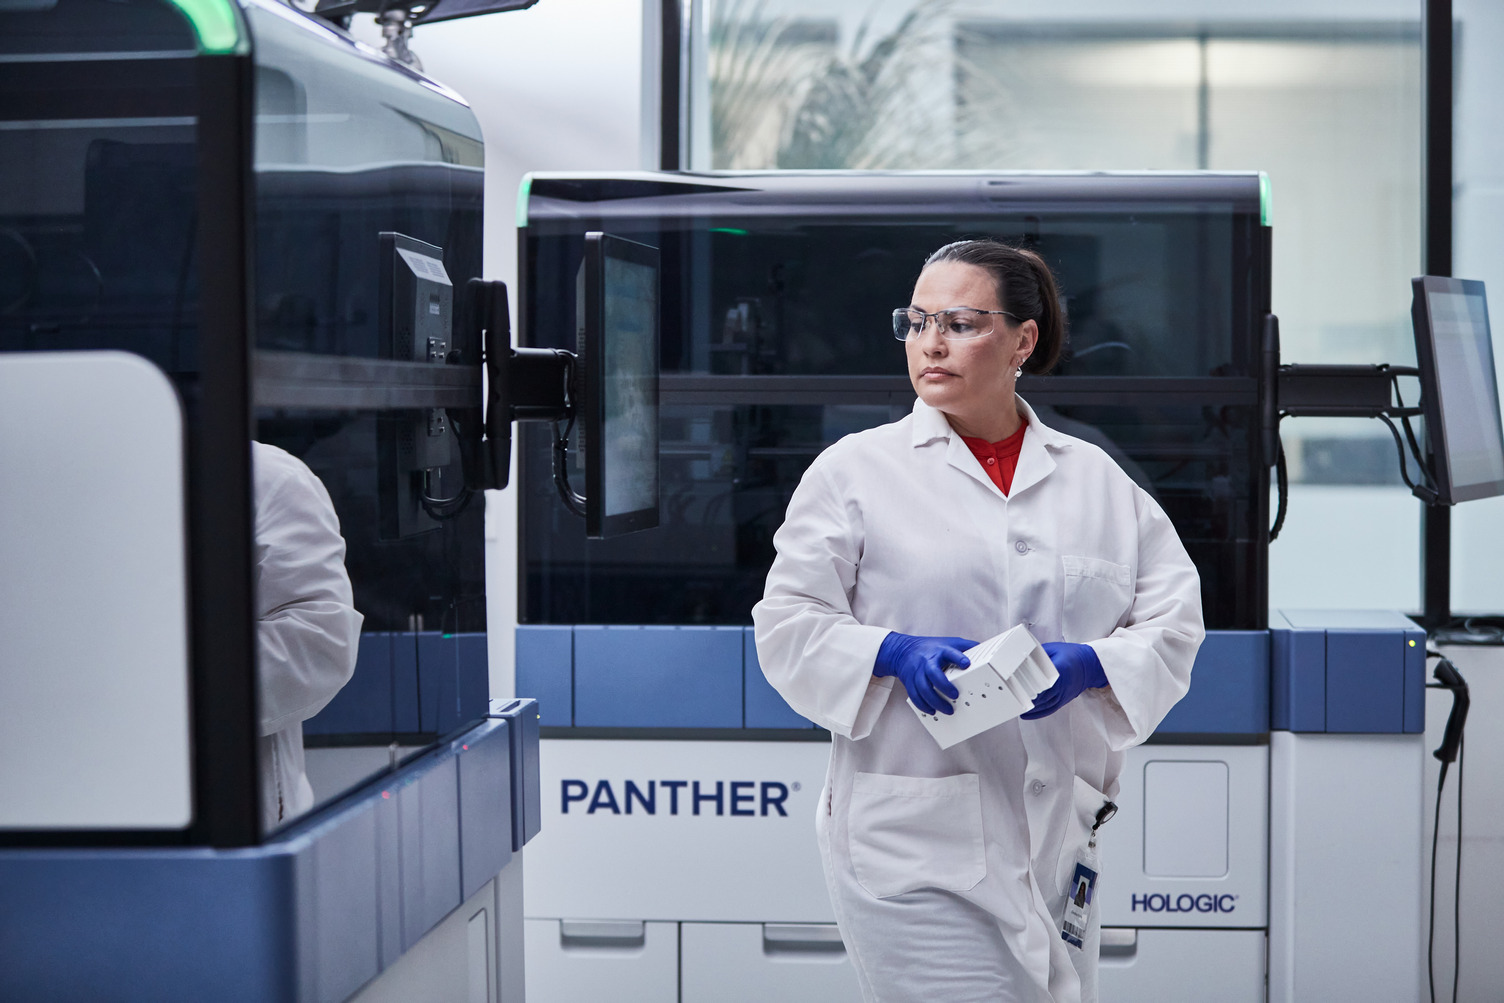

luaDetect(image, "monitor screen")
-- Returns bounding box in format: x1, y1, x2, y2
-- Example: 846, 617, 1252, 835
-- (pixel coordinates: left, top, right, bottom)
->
1412, 276, 1504, 504
581, 232, 660, 537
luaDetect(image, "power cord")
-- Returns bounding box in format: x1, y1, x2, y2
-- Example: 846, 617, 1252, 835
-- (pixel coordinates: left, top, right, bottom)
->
552, 415, 587, 518
1269, 428, 1289, 541
1426, 652, 1469, 1003
420, 467, 472, 520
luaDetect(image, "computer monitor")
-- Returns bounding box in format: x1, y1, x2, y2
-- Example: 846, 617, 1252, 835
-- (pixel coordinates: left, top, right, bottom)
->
1411, 276, 1504, 504
578, 232, 660, 538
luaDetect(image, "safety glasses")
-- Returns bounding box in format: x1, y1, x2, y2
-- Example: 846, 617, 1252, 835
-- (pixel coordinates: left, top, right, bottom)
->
892, 307, 1021, 342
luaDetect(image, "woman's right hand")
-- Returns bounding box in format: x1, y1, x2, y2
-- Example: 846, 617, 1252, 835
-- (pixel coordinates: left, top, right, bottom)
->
872, 632, 977, 716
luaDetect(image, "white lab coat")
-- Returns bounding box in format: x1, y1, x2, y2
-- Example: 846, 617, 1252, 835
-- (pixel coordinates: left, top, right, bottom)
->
753, 397, 1203, 1003
252, 442, 363, 829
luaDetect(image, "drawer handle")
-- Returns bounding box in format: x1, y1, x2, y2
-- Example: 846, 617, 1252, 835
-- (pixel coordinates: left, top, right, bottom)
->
560, 920, 646, 947
1101, 927, 1138, 958
762, 924, 846, 954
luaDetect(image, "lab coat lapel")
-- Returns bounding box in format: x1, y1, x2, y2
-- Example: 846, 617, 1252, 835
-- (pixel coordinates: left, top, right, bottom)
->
944, 433, 1005, 498
1010, 396, 1061, 497
910, 399, 1003, 498
1008, 430, 1055, 497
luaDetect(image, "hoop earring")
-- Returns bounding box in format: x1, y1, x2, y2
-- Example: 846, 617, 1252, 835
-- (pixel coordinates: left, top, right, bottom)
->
1014, 366, 1023, 378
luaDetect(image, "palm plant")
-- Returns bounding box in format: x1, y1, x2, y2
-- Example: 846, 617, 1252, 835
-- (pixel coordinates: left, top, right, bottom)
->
709, 0, 1017, 170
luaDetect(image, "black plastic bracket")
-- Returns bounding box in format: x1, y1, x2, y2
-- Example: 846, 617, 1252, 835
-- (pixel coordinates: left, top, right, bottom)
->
1276, 363, 1417, 419
473, 278, 575, 491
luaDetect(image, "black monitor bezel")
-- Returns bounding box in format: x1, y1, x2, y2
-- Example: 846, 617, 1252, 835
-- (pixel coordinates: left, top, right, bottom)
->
581, 232, 661, 539
1411, 275, 1504, 504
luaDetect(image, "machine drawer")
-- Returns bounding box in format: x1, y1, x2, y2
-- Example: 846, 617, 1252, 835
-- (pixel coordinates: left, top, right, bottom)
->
523, 919, 677, 1003
680, 923, 864, 1003
1098, 928, 1266, 1003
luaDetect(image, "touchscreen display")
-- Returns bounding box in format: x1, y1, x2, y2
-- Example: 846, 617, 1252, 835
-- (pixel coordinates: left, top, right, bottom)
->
1429, 287, 1504, 496
602, 255, 659, 518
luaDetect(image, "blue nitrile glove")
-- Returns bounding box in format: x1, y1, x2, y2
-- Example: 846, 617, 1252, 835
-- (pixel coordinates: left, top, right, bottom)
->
873, 632, 978, 716
1021, 641, 1110, 720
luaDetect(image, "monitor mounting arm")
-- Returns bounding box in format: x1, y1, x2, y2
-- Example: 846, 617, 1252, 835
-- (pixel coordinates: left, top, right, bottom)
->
471, 279, 583, 514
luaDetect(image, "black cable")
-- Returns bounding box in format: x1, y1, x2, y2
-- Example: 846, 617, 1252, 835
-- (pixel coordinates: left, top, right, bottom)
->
1390, 372, 1441, 498
420, 467, 472, 521
1269, 430, 1289, 541
1454, 733, 1463, 1003
1429, 755, 1446, 1003
552, 416, 587, 518
1426, 652, 1470, 1003
1378, 413, 1436, 501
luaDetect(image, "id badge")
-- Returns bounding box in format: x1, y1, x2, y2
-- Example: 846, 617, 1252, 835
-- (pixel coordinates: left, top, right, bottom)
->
1060, 849, 1099, 950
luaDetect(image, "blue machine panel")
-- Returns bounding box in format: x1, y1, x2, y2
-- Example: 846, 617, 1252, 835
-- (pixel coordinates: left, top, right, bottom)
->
457, 633, 491, 730
393, 632, 420, 733
375, 786, 403, 970
1271, 620, 1327, 732
490, 698, 543, 851
457, 720, 513, 900
417, 632, 456, 734
1156, 630, 1269, 734
305, 632, 491, 737
296, 802, 381, 1003
397, 756, 462, 950
1404, 626, 1427, 734
1326, 630, 1404, 733
0, 850, 299, 1003
743, 627, 815, 729
573, 625, 743, 728
307, 631, 395, 736
0, 673, 527, 1002
1271, 610, 1425, 734
516, 625, 574, 727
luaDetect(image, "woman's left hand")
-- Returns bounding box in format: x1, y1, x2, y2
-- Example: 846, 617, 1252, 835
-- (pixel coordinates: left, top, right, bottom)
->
1021, 641, 1109, 719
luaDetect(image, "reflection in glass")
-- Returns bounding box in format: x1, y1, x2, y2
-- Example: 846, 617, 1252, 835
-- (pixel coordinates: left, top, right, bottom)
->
700, 4, 1421, 487
252, 441, 362, 829
247, 0, 487, 833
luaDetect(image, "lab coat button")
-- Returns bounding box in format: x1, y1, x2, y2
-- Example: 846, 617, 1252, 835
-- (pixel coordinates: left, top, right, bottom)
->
1014, 540, 1029, 554
1030, 779, 1046, 795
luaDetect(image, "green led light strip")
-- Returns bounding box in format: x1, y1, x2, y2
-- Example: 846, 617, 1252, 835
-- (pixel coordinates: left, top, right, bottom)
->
516, 174, 533, 228
1259, 172, 1272, 227
168, 0, 249, 55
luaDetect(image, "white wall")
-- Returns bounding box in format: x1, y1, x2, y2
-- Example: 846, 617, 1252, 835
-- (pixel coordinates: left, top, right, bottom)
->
353, 0, 649, 697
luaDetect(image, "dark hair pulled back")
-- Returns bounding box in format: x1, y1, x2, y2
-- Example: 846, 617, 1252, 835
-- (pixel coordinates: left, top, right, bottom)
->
923, 239, 1065, 374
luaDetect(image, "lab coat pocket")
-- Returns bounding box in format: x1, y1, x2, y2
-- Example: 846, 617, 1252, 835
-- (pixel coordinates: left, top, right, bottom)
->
1061, 555, 1133, 643
1055, 774, 1111, 901
847, 772, 986, 899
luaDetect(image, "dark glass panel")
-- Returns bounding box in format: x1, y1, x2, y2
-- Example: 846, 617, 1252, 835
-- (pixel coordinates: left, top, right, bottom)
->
0, 0, 197, 57
521, 174, 1268, 630
526, 215, 1239, 379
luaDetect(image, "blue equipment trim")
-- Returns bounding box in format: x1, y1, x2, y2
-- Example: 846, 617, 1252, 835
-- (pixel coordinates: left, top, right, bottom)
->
1156, 630, 1269, 734
1271, 610, 1426, 734
306, 631, 491, 737
743, 627, 816, 729
0, 712, 536, 1002
515, 625, 574, 727
489, 698, 543, 851
513, 615, 1423, 737
573, 625, 743, 728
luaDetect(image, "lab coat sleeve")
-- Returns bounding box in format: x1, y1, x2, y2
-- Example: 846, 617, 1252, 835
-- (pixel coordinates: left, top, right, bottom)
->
753, 458, 894, 740
1082, 488, 1204, 750
253, 449, 364, 737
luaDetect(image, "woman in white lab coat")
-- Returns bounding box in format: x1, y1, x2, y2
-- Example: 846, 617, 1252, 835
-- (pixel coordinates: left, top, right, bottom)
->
752, 240, 1204, 1003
